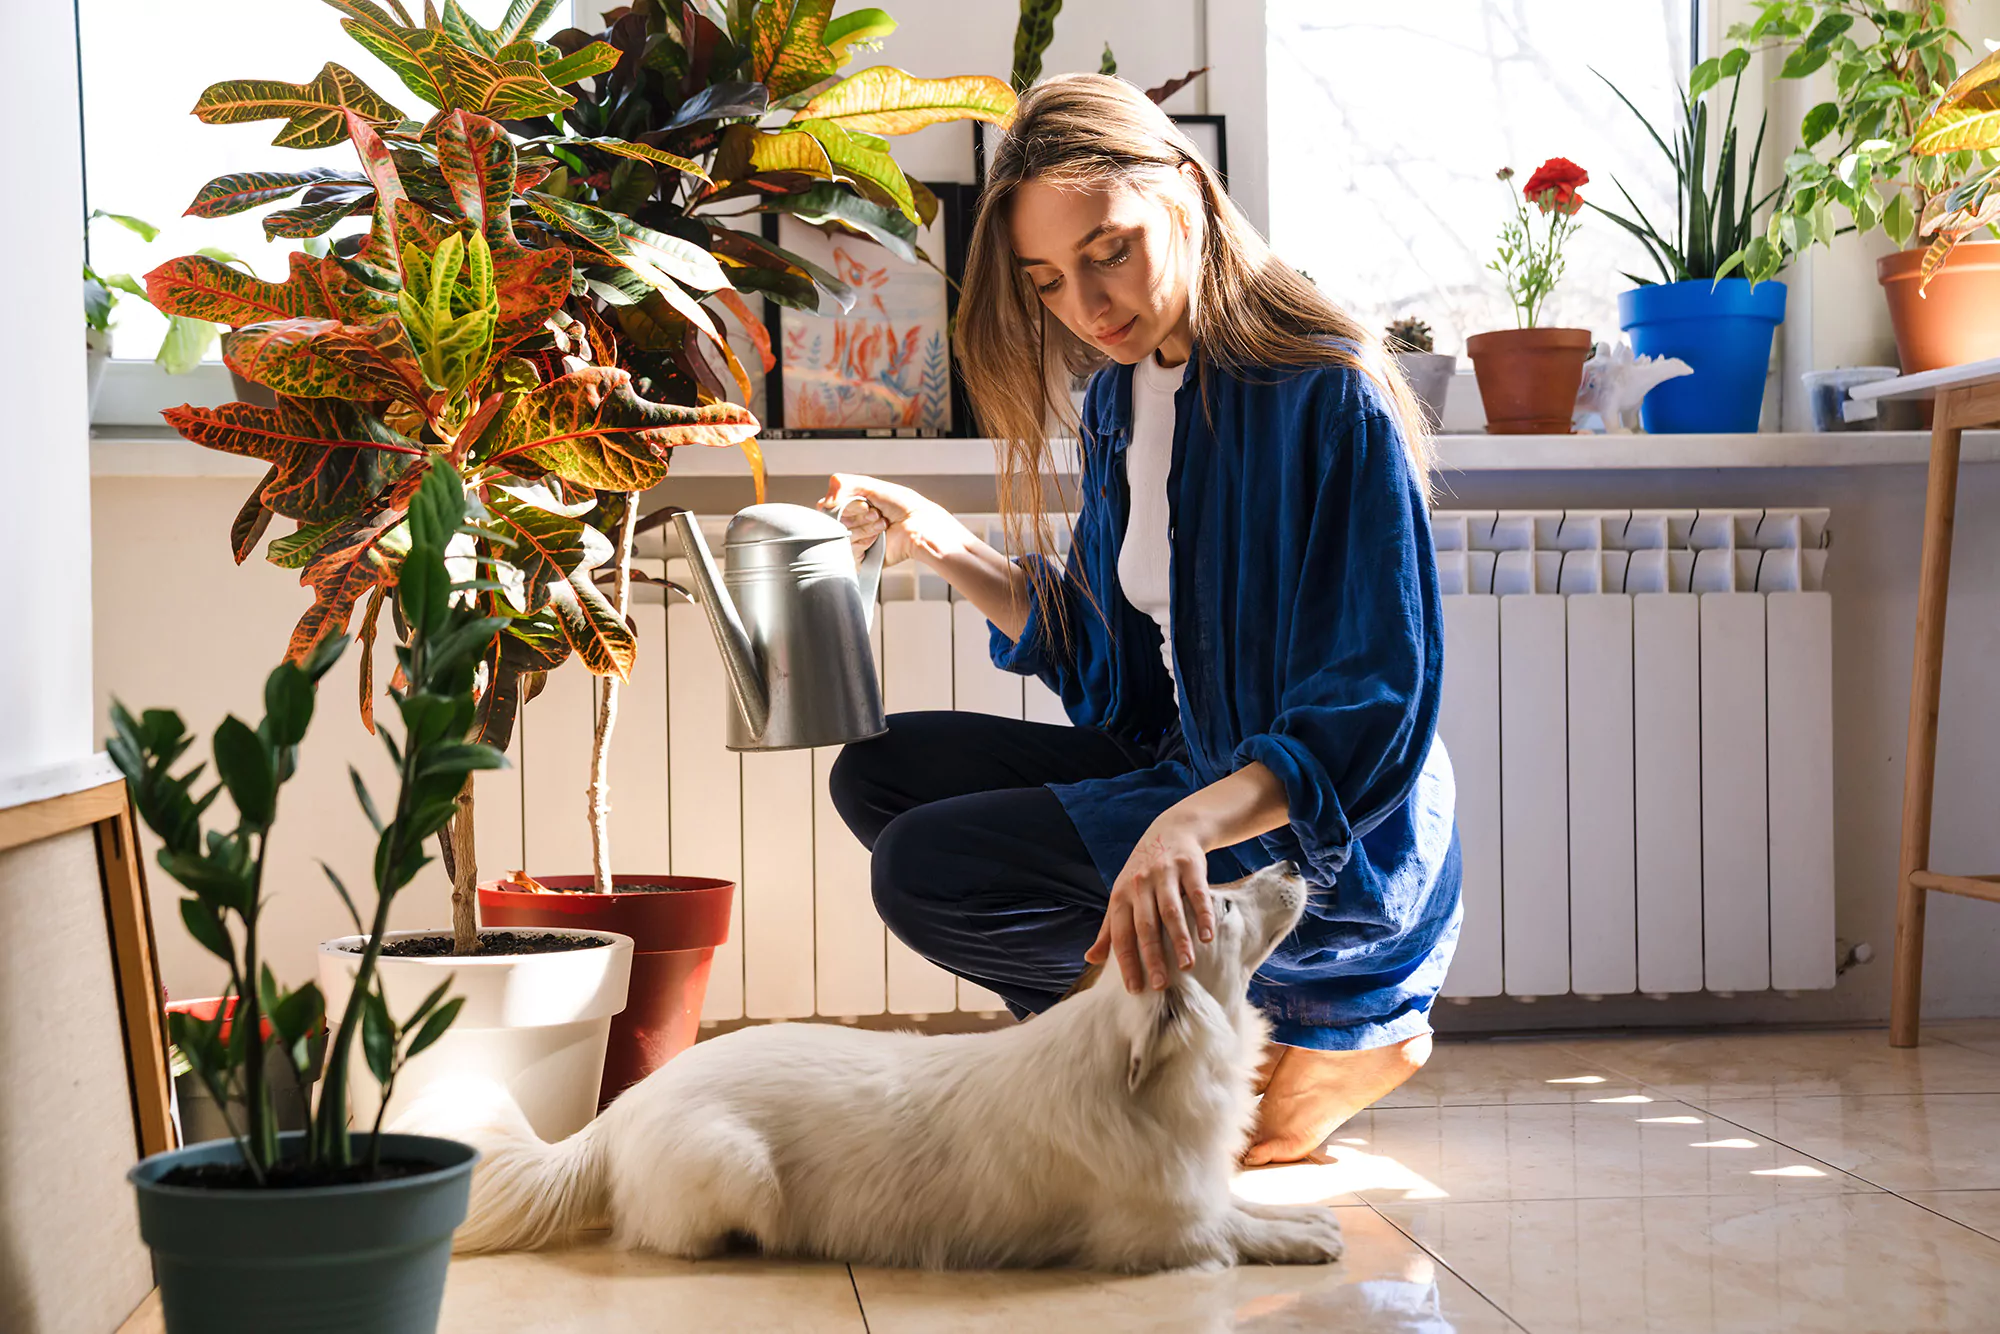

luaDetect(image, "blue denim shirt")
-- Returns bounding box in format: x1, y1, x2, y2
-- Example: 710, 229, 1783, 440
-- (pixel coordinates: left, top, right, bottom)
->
989, 354, 1461, 1050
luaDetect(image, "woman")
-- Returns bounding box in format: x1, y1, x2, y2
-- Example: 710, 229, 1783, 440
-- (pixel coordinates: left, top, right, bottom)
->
824, 74, 1459, 1166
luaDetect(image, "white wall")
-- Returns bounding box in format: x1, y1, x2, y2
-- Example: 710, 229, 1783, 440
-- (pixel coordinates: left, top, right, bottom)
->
1, 0, 93, 785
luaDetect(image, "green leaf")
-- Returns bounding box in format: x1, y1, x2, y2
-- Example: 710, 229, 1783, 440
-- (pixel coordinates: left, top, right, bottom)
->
1718, 46, 1750, 78
539, 41, 621, 87
1689, 57, 1722, 98
212, 715, 277, 828
823, 8, 895, 66
192, 62, 401, 149
1802, 100, 1840, 148
408, 455, 470, 553
1779, 45, 1832, 80
320, 858, 365, 933
88, 210, 160, 242
361, 986, 396, 1086
791, 118, 917, 221
1801, 12, 1854, 51
263, 663, 316, 747
1885, 189, 1918, 246
178, 897, 236, 962
766, 182, 919, 262
158, 316, 225, 376
404, 996, 464, 1059
418, 742, 509, 780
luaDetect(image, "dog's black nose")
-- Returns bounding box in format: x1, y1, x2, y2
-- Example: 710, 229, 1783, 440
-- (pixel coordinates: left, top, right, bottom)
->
1275, 859, 1299, 877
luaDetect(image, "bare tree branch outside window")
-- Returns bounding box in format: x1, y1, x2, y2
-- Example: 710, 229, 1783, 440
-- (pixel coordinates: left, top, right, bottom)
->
1268, 1, 1692, 354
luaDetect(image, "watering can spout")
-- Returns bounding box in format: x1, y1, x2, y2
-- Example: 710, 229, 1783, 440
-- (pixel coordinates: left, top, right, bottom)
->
668, 509, 771, 740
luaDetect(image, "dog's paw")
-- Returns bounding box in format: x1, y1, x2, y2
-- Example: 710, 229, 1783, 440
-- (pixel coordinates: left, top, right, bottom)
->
1229, 1207, 1344, 1266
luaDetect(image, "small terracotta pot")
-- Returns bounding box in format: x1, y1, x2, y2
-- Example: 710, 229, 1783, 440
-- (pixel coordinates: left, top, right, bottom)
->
1465, 327, 1593, 434
1878, 239, 2000, 376
478, 875, 735, 1107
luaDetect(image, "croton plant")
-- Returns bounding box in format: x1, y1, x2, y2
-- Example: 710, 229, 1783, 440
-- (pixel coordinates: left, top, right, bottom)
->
148, 0, 1013, 940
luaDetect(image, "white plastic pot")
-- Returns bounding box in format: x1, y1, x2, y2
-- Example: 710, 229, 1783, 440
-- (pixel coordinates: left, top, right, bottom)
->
318, 927, 634, 1142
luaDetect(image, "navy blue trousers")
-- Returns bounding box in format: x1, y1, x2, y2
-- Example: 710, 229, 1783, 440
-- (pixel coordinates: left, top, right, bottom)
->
827, 710, 1158, 1016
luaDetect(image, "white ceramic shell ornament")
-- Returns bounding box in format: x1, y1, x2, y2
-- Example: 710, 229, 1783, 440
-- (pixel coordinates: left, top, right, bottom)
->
1572, 340, 1694, 433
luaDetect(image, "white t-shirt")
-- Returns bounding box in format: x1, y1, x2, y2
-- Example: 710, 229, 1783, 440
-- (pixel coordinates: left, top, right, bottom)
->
1118, 352, 1182, 678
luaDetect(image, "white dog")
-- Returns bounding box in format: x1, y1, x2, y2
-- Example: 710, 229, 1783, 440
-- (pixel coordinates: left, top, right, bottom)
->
425, 860, 1341, 1271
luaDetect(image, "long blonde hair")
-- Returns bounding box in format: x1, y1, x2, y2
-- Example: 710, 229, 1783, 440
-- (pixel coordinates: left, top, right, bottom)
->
956, 73, 1434, 639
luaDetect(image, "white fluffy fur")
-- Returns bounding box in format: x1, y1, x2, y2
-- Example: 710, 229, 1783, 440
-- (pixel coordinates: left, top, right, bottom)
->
408, 861, 1342, 1271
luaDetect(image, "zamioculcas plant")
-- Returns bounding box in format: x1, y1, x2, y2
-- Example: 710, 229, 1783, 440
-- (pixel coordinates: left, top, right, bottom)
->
154, 0, 1014, 937
112, 461, 504, 1178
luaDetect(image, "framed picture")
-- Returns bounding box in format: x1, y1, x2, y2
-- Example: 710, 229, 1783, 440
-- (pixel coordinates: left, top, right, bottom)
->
1170, 114, 1228, 189
759, 181, 973, 438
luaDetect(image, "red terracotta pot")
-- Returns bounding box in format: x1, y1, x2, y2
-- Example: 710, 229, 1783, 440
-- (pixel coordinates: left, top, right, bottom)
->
478, 875, 734, 1107
1878, 239, 2000, 374
1465, 327, 1593, 434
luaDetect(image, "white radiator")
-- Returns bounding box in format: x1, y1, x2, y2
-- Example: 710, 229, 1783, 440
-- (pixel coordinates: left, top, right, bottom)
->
475, 507, 1835, 1020
1434, 508, 1835, 1000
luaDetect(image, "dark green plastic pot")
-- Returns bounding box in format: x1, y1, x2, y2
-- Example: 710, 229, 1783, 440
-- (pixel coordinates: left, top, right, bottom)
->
128, 1132, 476, 1334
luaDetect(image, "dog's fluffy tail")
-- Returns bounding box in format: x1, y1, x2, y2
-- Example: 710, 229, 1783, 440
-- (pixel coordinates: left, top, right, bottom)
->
395, 1079, 608, 1254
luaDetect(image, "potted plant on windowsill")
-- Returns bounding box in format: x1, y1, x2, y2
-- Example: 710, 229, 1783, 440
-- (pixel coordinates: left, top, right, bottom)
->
1726, 1, 1997, 376
1592, 55, 1789, 433
1466, 159, 1594, 434
114, 464, 510, 1334
1384, 317, 1454, 428
155, 0, 1013, 1110
82, 210, 229, 416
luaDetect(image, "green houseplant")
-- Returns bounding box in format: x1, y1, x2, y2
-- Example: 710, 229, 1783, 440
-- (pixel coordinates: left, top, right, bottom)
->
151, 0, 1013, 1108
1591, 58, 1790, 432
118, 463, 504, 1334
1725, 0, 1999, 374
1466, 159, 1595, 434
83, 210, 231, 415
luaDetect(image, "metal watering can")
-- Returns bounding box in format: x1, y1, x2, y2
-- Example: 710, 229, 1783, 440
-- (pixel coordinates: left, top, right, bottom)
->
669, 503, 887, 752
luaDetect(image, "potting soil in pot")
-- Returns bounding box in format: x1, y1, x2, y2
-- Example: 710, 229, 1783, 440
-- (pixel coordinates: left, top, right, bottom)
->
366, 930, 605, 957
158, 1155, 442, 1190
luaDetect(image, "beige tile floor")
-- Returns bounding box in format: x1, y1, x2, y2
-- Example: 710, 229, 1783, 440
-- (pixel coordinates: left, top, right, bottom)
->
117, 1022, 2000, 1333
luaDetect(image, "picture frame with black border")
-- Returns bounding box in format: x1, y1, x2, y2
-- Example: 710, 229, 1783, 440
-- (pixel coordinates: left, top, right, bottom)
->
758, 181, 975, 438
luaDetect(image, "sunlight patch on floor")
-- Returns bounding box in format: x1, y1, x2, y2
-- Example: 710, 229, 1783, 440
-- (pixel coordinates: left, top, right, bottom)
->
1233, 1151, 1450, 1204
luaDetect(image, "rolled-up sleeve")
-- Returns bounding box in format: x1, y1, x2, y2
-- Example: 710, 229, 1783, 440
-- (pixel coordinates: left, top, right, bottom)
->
1230, 409, 1442, 901
988, 549, 1083, 690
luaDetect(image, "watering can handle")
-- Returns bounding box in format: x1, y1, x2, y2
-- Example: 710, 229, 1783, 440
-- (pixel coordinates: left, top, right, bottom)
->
835, 496, 886, 631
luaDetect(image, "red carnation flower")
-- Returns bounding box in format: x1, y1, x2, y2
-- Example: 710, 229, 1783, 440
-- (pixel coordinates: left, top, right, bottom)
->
1524, 157, 1588, 215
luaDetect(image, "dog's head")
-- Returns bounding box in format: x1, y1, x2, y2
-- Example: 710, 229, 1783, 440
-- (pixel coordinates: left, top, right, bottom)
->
1116, 859, 1309, 1094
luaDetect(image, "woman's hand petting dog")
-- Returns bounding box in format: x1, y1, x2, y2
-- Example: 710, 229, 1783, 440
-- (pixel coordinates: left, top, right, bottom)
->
1087, 811, 1214, 992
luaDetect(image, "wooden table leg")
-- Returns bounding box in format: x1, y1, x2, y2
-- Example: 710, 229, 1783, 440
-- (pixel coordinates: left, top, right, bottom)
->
1891, 389, 1967, 1047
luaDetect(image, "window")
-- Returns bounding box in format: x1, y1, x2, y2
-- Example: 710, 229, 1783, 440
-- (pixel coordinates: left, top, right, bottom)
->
1266, 1, 1696, 354
78, 0, 564, 396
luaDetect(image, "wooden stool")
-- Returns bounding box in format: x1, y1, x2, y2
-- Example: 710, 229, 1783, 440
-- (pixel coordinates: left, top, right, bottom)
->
1849, 359, 2000, 1047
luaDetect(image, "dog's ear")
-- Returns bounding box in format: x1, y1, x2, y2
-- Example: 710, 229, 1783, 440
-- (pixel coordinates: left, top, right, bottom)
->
1126, 985, 1188, 1093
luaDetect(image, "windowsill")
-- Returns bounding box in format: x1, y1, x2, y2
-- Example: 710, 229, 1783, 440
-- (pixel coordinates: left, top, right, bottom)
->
92, 425, 2000, 479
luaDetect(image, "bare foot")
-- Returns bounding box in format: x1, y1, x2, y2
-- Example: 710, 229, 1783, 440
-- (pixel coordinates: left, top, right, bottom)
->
1241, 1033, 1433, 1166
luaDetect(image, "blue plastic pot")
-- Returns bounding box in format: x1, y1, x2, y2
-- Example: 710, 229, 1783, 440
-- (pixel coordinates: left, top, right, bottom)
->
1617, 278, 1787, 433
128, 1132, 475, 1334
